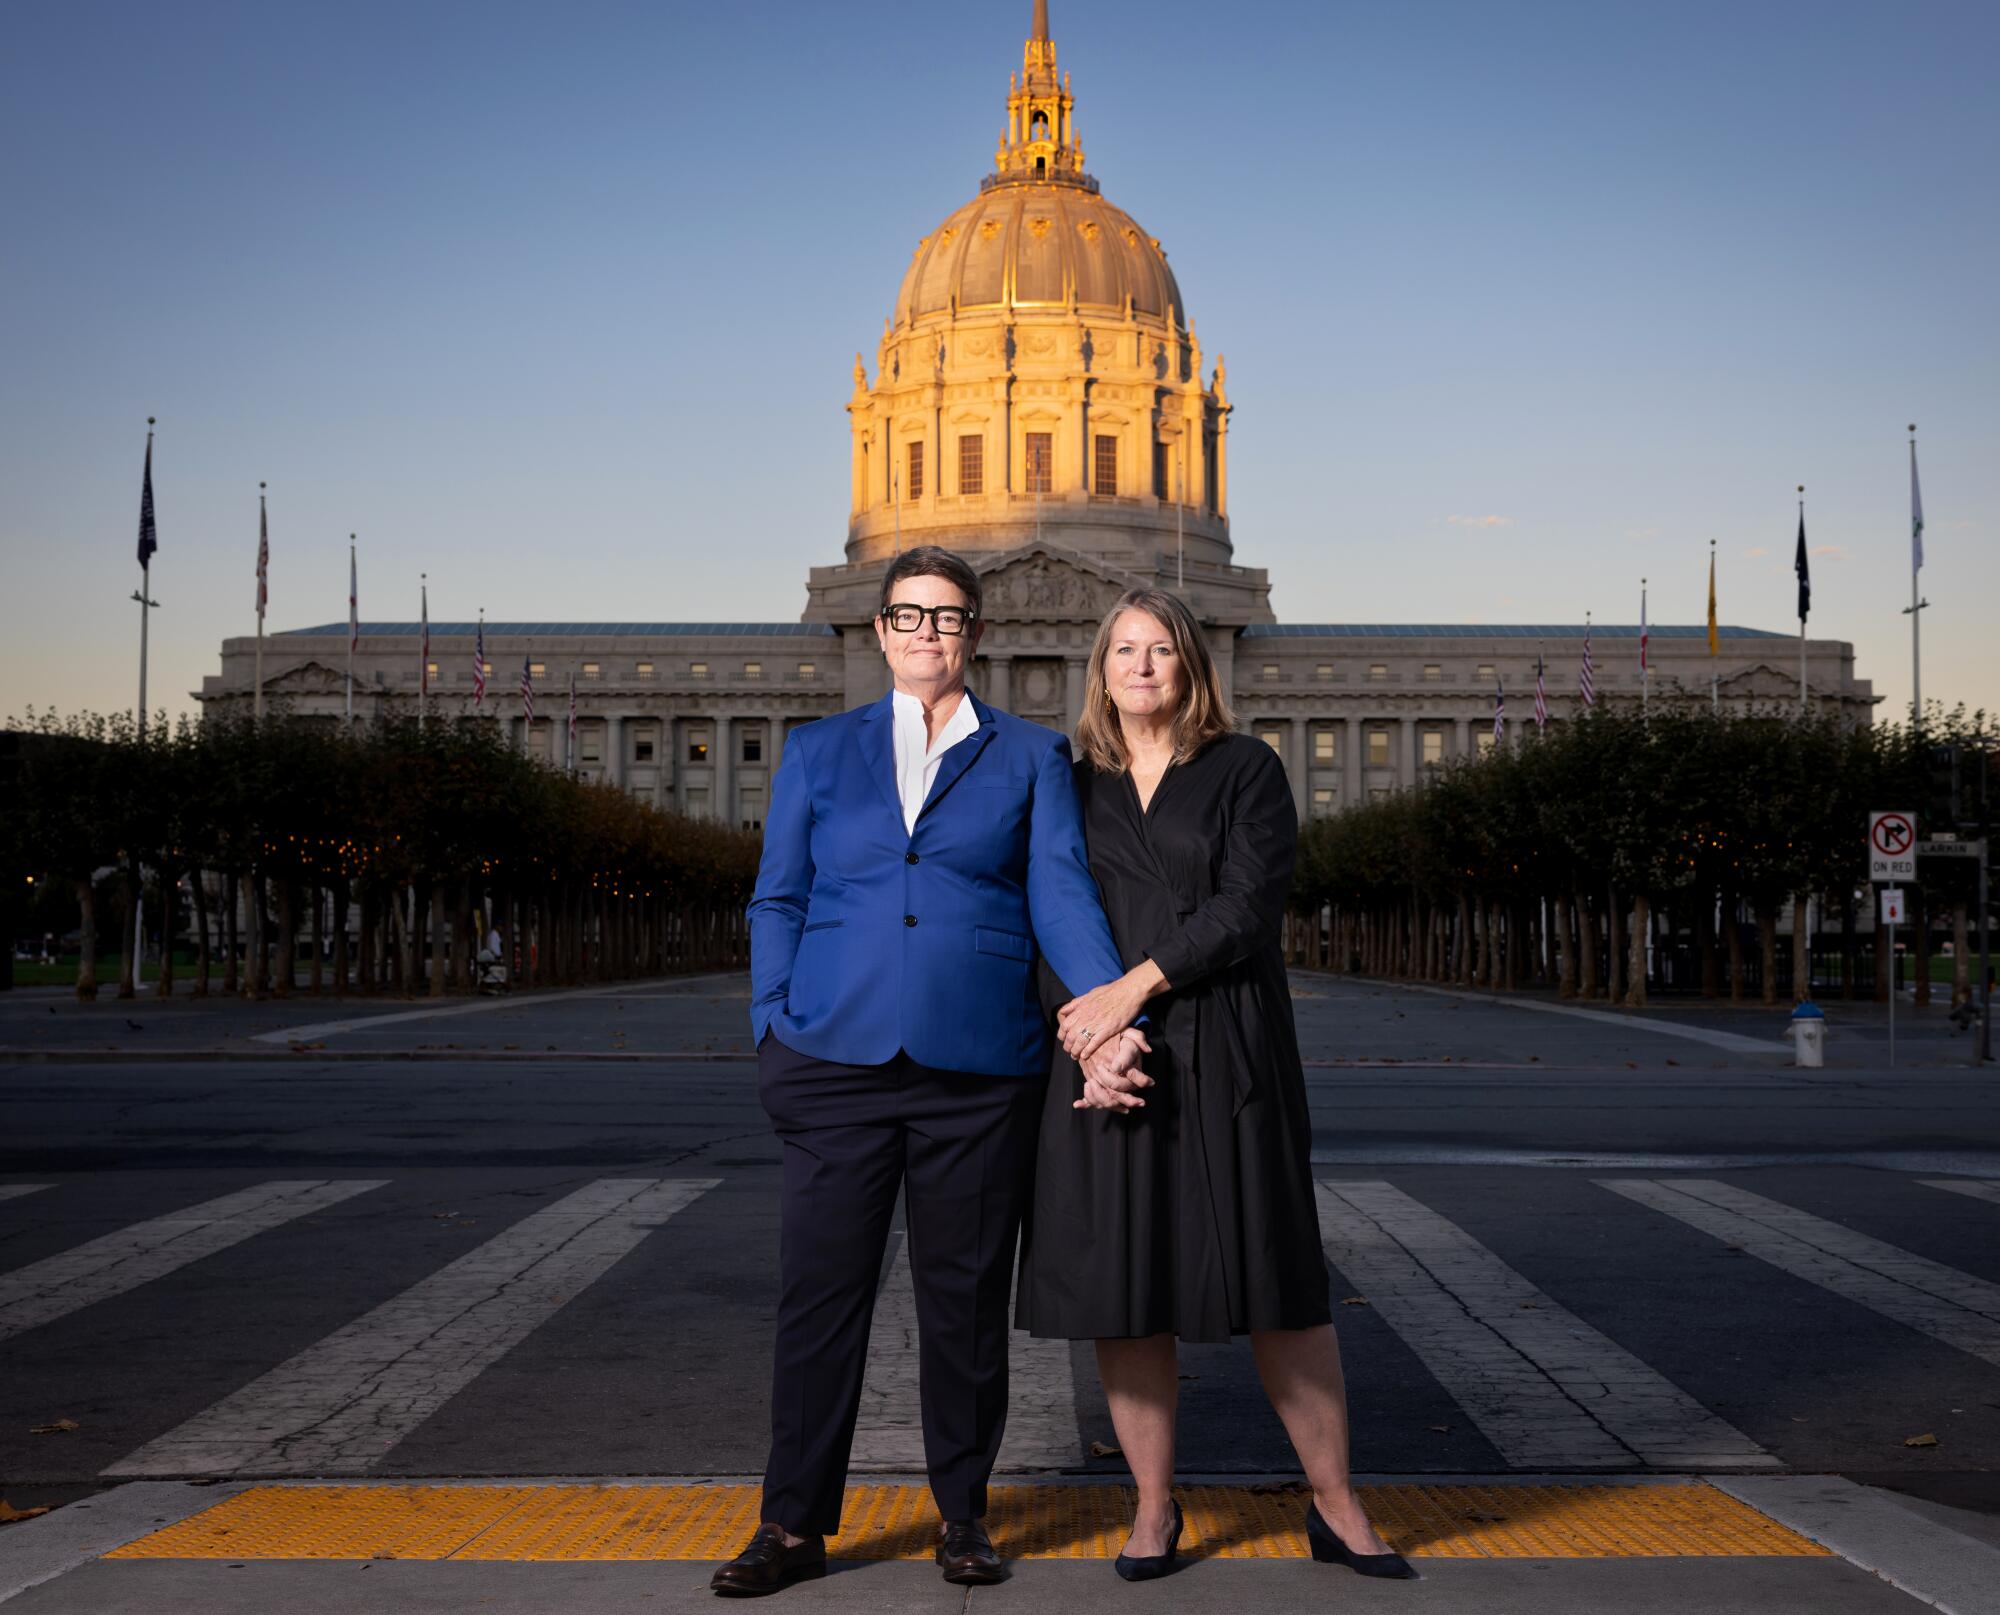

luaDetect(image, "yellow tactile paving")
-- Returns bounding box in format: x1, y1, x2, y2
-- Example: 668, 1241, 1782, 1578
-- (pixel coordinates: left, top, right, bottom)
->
109, 1481, 1831, 1562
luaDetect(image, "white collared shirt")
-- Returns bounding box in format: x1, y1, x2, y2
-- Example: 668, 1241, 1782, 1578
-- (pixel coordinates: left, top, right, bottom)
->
890, 687, 979, 834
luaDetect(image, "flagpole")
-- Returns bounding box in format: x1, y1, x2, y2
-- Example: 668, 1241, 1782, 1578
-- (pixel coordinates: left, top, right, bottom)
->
131, 418, 158, 739
1640, 577, 1650, 721
1797, 486, 1808, 717
254, 484, 268, 721
346, 534, 357, 727
1709, 539, 1719, 714
893, 462, 902, 556
1905, 424, 1928, 729
1175, 456, 1184, 590
418, 574, 429, 732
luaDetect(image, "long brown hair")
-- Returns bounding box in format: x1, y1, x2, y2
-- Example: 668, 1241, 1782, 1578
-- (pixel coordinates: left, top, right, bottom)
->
1075, 589, 1236, 773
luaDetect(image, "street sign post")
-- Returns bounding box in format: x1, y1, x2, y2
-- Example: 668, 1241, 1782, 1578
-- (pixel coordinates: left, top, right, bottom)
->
1869, 811, 1918, 882
1879, 887, 1904, 1068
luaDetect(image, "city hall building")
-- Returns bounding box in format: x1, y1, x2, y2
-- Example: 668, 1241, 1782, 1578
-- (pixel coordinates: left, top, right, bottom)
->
201, 5, 1873, 828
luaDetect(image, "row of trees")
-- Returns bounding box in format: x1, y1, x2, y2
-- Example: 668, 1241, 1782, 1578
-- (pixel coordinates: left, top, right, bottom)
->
1289, 704, 1993, 1008
3, 710, 763, 1000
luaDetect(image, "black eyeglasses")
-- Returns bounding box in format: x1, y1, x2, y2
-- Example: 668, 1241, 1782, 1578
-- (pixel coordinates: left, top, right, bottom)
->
880, 603, 976, 636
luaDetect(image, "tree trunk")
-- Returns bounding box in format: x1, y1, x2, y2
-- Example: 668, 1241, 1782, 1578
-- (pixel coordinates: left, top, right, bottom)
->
1697, 887, 1720, 999
116, 860, 139, 999
1724, 890, 1744, 1004
350, 881, 367, 997
1577, 889, 1599, 999
191, 866, 211, 998
1759, 906, 1779, 1008
73, 876, 99, 1000
399, 883, 421, 996
1953, 900, 1972, 1008
273, 879, 296, 999
241, 872, 266, 999
1626, 892, 1651, 1007
1873, 905, 1890, 1003
254, 873, 274, 995
1791, 890, 1812, 1003
223, 868, 240, 995
429, 880, 449, 997
1840, 888, 1860, 1002
308, 883, 324, 995
154, 865, 177, 998
1555, 893, 1576, 998
331, 879, 349, 996
1606, 889, 1627, 1004
1913, 888, 1932, 1007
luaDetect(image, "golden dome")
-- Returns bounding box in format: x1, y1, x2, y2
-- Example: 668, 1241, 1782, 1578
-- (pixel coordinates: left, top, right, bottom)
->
893, 184, 1185, 330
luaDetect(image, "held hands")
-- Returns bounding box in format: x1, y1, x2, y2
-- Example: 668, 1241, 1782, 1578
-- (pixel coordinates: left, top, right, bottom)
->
1073, 1027, 1155, 1112
1056, 960, 1167, 1065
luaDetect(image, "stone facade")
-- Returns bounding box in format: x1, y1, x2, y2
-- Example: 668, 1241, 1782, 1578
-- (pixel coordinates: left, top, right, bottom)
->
198, 6, 1874, 828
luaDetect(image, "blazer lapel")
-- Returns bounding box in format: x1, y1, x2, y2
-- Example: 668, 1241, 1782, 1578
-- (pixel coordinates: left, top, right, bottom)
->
917, 694, 997, 822
854, 693, 905, 827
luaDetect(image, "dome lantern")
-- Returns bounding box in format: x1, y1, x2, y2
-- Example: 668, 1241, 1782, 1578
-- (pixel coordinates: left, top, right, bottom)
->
988, 1, 1093, 193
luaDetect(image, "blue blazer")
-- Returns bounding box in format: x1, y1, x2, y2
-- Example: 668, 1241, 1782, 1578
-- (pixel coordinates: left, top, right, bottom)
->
748, 690, 1126, 1076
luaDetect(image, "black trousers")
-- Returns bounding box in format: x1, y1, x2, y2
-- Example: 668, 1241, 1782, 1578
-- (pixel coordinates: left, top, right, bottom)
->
757, 1034, 1044, 1536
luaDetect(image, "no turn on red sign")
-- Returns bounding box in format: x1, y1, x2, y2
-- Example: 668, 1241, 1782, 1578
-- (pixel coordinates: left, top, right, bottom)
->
1869, 811, 1918, 882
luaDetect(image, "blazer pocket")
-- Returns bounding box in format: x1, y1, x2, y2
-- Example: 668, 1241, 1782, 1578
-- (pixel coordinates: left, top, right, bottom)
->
974, 927, 1033, 962
802, 919, 844, 933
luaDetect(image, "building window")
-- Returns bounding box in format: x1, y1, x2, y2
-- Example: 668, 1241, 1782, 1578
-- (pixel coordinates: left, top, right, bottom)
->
1422, 729, 1444, 766
635, 661, 655, 681
1153, 440, 1169, 499
687, 726, 710, 763
685, 787, 710, 818
1369, 785, 1391, 802
1025, 432, 1053, 494
1422, 663, 1442, 682
1367, 726, 1391, 767
1255, 726, 1284, 755
1093, 434, 1118, 495
1477, 663, 1496, 682
1367, 663, 1389, 682
1311, 787, 1335, 816
744, 661, 763, 680
906, 439, 924, 500
797, 661, 817, 681
958, 434, 983, 496
740, 789, 765, 832
529, 661, 546, 679
581, 730, 602, 764
425, 661, 439, 681
1476, 730, 1498, 755
689, 661, 709, 680
742, 727, 763, 763
1315, 663, 1334, 681
582, 662, 602, 681
1259, 663, 1281, 683
481, 660, 493, 676
1313, 728, 1336, 763
635, 737, 656, 763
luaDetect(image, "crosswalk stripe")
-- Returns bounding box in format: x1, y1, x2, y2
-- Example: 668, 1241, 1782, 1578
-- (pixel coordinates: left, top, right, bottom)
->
0, 1180, 387, 1344
1919, 1178, 2000, 1208
1316, 1180, 1775, 1470
1599, 1179, 2000, 1368
0, 1184, 52, 1203
103, 1177, 718, 1478
850, 1231, 1079, 1472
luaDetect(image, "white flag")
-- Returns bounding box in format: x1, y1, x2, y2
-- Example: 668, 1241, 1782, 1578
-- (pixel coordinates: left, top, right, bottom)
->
1911, 438, 1925, 573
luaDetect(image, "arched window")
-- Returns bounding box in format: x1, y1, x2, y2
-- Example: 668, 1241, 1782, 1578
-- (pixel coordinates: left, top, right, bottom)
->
1030, 109, 1049, 140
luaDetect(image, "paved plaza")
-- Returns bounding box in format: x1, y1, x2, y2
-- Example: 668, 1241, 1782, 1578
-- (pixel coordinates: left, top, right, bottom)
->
1, 975, 1996, 1611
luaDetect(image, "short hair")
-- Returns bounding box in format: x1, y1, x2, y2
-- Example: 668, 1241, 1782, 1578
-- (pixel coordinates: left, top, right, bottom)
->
1075, 589, 1236, 772
878, 545, 982, 621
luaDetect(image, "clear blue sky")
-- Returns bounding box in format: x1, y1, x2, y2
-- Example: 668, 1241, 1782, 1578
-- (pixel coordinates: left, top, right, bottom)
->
4, 0, 1994, 723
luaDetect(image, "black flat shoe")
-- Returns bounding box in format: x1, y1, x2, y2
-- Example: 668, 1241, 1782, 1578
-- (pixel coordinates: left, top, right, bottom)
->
709, 1523, 827, 1596
1114, 1498, 1185, 1582
1305, 1499, 1416, 1579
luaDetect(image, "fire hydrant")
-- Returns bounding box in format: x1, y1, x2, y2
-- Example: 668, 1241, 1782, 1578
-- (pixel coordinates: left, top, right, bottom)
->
1790, 1000, 1826, 1069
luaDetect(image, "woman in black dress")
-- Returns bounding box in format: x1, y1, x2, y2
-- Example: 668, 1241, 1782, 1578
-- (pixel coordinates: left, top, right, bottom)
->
1019, 588, 1410, 1582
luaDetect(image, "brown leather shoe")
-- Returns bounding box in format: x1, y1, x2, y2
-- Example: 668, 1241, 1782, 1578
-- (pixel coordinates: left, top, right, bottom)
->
710, 1523, 827, 1596
937, 1518, 1004, 1584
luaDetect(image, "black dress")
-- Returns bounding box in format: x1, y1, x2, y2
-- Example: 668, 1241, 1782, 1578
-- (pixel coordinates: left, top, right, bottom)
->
1016, 733, 1332, 1343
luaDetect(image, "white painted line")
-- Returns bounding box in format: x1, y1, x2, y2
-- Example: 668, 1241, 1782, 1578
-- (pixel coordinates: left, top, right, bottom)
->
850, 1231, 1079, 1473
0, 1185, 51, 1203
1710, 1474, 2000, 1615
0, 1479, 255, 1607
104, 1177, 718, 1477
0, 1181, 387, 1344
1316, 1180, 1775, 1470
1921, 1177, 2000, 1208
1601, 1179, 2000, 1367
251, 970, 742, 1044
1373, 980, 1782, 1055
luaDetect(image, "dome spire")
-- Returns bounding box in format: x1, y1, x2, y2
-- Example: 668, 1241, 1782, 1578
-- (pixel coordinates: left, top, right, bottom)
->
989, 0, 1092, 189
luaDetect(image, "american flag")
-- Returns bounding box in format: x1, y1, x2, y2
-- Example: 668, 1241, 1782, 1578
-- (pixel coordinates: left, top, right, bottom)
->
136, 425, 157, 568
420, 582, 430, 700
1493, 675, 1505, 742
472, 617, 487, 706
1639, 583, 1649, 673
348, 540, 358, 657
1534, 655, 1549, 729
255, 489, 269, 618
520, 653, 534, 722
1579, 622, 1596, 708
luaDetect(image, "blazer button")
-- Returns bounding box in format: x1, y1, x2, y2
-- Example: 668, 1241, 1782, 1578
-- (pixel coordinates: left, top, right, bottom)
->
906, 851, 920, 864
904, 914, 918, 927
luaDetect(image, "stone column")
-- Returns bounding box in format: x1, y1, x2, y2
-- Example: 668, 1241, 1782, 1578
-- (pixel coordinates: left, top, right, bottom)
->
1454, 717, 1471, 758
767, 713, 786, 777
605, 714, 624, 789
1399, 716, 1417, 788
714, 714, 734, 826
1288, 715, 1309, 820
986, 656, 1012, 713
1064, 658, 1086, 733
1343, 715, 1362, 806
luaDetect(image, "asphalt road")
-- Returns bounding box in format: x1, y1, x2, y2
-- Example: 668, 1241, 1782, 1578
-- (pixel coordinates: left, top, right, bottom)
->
3, 973, 1997, 1513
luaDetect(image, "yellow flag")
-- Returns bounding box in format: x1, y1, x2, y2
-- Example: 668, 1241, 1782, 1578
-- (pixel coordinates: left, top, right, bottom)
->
1706, 549, 1718, 655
